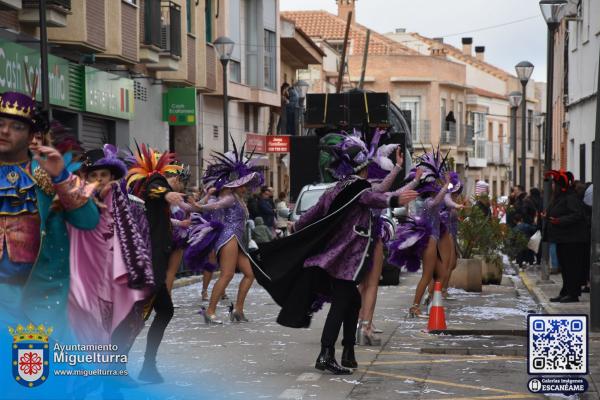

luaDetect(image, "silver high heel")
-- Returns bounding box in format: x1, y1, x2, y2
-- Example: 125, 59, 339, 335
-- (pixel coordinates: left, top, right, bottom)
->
356, 321, 381, 346
229, 303, 249, 323
200, 306, 222, 325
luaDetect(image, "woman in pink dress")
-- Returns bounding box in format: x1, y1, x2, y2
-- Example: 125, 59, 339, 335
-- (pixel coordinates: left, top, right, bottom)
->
68, 145, 154, 347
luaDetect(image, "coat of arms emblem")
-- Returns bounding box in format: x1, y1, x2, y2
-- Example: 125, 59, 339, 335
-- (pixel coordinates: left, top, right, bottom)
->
8, 323, 52, 388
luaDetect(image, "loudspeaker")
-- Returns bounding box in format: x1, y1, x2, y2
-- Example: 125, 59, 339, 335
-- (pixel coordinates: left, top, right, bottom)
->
305, 94, 326, 127
306, 92, 391, 128
289, 135, 320, 202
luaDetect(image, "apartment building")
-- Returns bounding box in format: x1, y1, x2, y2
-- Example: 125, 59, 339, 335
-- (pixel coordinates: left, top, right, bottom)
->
387, 32, 546, 196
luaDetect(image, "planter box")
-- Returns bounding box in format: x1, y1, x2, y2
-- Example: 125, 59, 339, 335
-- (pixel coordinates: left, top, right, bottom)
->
482, 260, 503, 285
449, 258, 482, 292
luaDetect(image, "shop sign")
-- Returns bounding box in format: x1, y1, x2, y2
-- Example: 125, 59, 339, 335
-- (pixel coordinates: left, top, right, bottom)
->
84, 67, 134, 120
266, 135, 290, 153
163, 88, 196, 126
0, 39, 70, 107
246, 133, 267, 153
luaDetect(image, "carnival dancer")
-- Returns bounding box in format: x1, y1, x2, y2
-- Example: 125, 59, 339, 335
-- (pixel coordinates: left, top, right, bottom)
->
184, 186, 222, 302
193, 140, 263, 324
126, 143, 187, 383
165, 164, 192, 294
387, 149, 451, 317
439, 174, 464, 297
67, 145, 154, 348
0, 90, 99, 340
357, 134, 421, 346
251, 133, 418, 375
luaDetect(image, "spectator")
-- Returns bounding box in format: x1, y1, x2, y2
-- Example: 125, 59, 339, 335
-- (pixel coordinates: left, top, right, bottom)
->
513, 213, 537, 267
278, 83, 290, 134
544, 170, 588, 303
247, 192, 260, 220
528, 187, 543, 264
474, 180, 491, 218
258, 186, 276, 228
286, 84, 299, 135
275, 192, 289, 234
252, 217, 274, 244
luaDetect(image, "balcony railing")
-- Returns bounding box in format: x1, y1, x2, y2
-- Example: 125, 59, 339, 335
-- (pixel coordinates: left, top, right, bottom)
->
486, 142, 511, 165
410, 120, 431, 145
23, 0, 71, 9
159, 1, 181, 57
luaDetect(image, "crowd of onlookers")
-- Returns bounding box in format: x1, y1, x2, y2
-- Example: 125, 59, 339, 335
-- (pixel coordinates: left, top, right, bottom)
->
505, 180, 592, 303
247, 186, 289, 244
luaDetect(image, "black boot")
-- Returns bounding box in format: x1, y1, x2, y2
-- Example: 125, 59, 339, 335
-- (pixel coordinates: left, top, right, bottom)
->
315, 346, 352, 375
341, 346, 358, 369
138, 358, 164, 383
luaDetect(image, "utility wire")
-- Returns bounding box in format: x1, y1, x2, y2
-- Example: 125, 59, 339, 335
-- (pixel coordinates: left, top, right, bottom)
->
436, 15, 542, 38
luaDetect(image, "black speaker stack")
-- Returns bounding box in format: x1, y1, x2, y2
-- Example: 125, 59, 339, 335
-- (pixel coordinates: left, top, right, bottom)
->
305, 92, 391, 129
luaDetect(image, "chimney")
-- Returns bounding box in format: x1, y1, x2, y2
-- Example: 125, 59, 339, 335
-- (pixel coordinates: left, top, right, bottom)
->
336, 0, 356, 23
461, 37, 473, 56
395, 28, 406, 33
475, 46, 485, 61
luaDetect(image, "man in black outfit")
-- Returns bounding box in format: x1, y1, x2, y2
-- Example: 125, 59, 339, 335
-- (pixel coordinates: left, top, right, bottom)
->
544, 170, 588, 303
258, 186, 276, 229
129, 154, 186, 383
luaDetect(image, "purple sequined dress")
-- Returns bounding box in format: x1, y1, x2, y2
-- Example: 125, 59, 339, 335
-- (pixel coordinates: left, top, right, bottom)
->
201, 194, 249, 255
171, 206, 190, 249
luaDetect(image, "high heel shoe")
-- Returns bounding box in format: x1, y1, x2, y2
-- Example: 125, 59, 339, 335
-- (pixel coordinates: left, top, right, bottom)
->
229, 303, 249, 322
201, 290, 209, 302
200, 306, 222, 325
408, 304, 421, 318
356, 321, 381, 346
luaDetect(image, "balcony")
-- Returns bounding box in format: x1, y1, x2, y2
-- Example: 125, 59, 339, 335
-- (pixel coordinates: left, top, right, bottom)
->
146, 1, 182, 71
47, 0, 105, 52
468, 138, 487, 168
20, 0, 70, 27
486, 142, 511, 165
409, 120, 431, 146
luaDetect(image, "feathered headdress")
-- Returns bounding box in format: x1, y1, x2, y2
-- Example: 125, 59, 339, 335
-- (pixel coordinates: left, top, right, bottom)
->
406, 145, 450, 193
126, 142, 182, 195
166, 161, 192, 185
202, 137, 263, 190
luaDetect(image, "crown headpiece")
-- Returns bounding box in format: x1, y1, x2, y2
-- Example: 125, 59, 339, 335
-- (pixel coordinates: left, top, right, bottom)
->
8, 323, 53, 343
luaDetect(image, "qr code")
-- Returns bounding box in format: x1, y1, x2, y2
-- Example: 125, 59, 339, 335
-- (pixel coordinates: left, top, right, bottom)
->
528, 315, 587, 374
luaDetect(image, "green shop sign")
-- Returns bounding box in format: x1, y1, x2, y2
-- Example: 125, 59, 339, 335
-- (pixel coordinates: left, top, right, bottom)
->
0, 39, 70, 107
84, 67, 134, 120
163, 88, 196, 126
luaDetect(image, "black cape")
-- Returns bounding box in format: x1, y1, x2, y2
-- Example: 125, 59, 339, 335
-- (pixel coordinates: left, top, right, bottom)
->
251, 179, 371, 328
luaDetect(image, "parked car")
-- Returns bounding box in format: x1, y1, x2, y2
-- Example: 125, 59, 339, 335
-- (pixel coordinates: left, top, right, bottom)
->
289, 182, 336, 222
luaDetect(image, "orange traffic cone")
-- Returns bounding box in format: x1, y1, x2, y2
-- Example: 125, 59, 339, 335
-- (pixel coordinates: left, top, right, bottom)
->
427, 281, 447, 332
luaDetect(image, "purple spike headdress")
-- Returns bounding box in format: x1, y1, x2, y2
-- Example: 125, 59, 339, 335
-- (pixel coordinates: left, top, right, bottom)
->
405, 146, 450, 194
202, 137, 264, 190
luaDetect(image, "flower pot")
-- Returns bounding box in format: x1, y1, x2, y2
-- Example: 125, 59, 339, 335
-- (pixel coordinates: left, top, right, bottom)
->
449, 258, 482, 292
482, 259, 503, 285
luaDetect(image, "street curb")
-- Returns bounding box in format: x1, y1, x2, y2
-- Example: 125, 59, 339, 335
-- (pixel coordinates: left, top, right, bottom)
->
173, 271, 222, 290
429, 329, 527, 336
518, 271, 559, 314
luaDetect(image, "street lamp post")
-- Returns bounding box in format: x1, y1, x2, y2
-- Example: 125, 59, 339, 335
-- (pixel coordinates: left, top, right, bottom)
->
539, 0, 566, 283
214, 36, 235, 153
515, 61, 534, 190
294, 80, 309, 136
508, 91, 523, 187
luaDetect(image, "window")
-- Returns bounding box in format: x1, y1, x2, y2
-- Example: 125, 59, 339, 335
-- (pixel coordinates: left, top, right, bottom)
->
229, 0, 241, 61
328, 40, 346, 55
580, 143, 586, 181
492, 180, 497, 198
244, 104, 250, 132
399, 97, 421, 142
498, 123, 504, 143
501, 180, 505, 196
205, 0, 212, 42
473, 112, 486, 138
263, 29, 276, 90
244, 0, 258, 87
186, 0, 193, 34
230, 61, 241, 83
488, 121, 494, 141
527, 110, 533, 151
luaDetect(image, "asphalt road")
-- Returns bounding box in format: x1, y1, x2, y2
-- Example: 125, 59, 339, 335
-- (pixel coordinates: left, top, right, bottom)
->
114, 269, 557, 400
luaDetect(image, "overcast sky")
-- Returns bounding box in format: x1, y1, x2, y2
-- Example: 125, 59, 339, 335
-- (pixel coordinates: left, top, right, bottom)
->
280, 0, 548, 82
